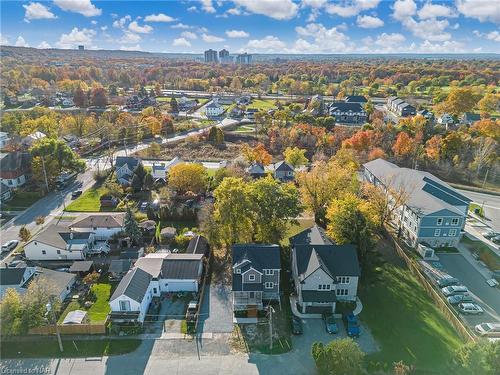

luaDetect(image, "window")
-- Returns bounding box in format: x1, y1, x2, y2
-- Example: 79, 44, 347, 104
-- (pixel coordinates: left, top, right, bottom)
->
318, 284, 331, 290
42, 250, 46, 255
264, 269, 274, 276
264, 282, 274, 289
451, 218, 459, 226
336, 289, 348, 296
153, 288, 157, 294
119, 300, 131, 311
235, 268, 241, 274
437, 218, 443, 226
248, 274, 256, 281
449, 229, 457, 236
434, 229, 441, 236
339, 277, 350, 284
249, 292, 255, 299
57, 250, 61, 255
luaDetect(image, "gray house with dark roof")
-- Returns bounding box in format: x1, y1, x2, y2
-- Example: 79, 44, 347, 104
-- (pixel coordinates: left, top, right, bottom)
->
246, 162, 267, 179
328, 102, 367, 126
0, 267, 36, 299
115, 156, 141, 185
291, 225, 360, 314
232, 244, 281, 312
273, 161, 295, 182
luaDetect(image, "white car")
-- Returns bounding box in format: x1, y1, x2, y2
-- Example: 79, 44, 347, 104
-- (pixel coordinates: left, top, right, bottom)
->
458, 303, 484, 315
475, 323, 500, 337
441, 285, 468, 296
1, 240, 19, 253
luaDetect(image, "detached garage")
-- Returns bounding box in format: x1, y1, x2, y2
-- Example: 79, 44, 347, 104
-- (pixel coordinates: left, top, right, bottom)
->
159, 254, 204, 292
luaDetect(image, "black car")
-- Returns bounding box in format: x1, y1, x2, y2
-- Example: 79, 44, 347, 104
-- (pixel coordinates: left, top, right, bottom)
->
291, 316, 303, 335
71, 190, 82, 199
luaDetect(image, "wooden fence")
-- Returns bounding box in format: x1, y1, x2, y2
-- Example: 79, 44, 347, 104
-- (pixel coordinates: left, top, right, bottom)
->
386, 231, 476, 342
29, 318, 108, 336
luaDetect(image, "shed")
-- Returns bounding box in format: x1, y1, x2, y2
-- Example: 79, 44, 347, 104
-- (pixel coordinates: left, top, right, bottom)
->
160, 227, 177, 239
69, 261, 94, 275
187, 235, 210, 257
62, 310, 89, 325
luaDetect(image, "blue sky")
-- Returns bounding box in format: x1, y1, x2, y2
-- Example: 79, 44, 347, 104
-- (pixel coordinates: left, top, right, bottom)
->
1, 0, 499, 53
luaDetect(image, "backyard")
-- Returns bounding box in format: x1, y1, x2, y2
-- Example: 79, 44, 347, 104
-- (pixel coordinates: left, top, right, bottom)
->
58, 283, 112, 324
359, 243, 463, 373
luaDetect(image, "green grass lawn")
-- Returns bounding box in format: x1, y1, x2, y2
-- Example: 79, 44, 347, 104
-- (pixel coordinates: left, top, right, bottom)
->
281, 218, 315, 246
0, 338, 141, 358
247, 99, 276, 111
65, 186, 105, 212
2, 191, 43, 211
359, 261, 463, 372
233, 124, 255, 133
461, 236, 500, 270
58, 283, 112, 324
469, 203, 485, 217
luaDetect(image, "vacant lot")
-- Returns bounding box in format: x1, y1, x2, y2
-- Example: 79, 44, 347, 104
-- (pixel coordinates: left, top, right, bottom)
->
65, 186, 107, 212
359, 245, 463, 372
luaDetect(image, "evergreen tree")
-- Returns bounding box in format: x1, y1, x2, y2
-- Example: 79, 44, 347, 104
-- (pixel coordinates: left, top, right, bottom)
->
124, 208, 142, 245
170, 97, 179, 113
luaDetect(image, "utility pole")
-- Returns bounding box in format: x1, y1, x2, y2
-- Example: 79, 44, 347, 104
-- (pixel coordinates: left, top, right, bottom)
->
40, 156, 50, 193
46, 299, 63, 353
268, 306, 274, 351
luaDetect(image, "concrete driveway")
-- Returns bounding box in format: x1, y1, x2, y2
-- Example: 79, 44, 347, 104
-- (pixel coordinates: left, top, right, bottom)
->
159, 297, 188, 334
199, 281, 233, 334
438, 253, 500, 326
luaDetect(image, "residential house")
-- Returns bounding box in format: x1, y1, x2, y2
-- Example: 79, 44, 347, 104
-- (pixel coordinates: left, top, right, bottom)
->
33, 268, 76, 301
232, 244, 281, 313
21, 131, 46, 148
213, 95, 234, 105
460, 112, 481, 126
418, 109, 434, 121
236, 96, 251, 106
0, 132, 11, 149
290, 225, 360, 314
246, 162, 267, 179
387, 97, 416, 117
187, 235, 210, 258
125, 95, 157, 111
115, 156, 141, 185
61, 98, 74, 108
205, 101, 224, 117
177, 96, 198, 111
362, 158, 471, 248
273, 161, 295, 182
328, 102, 367, 126
151, 157, 182, 183
345, 95, 368, 104
69, 213, 125, 240
0, 182, 12, 202
437, 113, 455, 129
245, 108, 259, 120
0, 152, 31, 188
307, 95, 325, 116
0, 266, 37, 299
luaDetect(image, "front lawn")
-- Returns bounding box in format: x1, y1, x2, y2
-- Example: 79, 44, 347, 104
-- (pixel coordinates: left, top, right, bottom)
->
0, 338, 141, 358
359, 253, 463, 372
65, 186, 107, 212
2, 191, 43, 211
58, 283, 112, 324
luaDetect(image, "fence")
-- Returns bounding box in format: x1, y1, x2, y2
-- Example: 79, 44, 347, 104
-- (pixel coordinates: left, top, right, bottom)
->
385, 230, 476, 343
28, 318, 108, 336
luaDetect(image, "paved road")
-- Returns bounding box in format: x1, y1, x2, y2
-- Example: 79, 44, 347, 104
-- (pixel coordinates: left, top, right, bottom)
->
438, 253, 500, 327
457, 189, 500, 232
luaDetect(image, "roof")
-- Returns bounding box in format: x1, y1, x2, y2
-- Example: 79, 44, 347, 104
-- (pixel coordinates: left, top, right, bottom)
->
115, 156, 140, 170
232, 244, 281, 271
246, 162, 266, 175
0, 152, 31, 173
109, 259, 132, 274
329, 102, 365, 113
463, 112, 480, 122
289, 225, 332, 246
69, 261, 93, 273
62, 310, 88, 324
274, 161, 294, 172
70, 214, 124, 229
135, 257, 164, 278
187, 235, 209, 255
363, 158, 471, 216
0, 268, 29, 285
294, 244, 361, 281
26, 224, 92, 250
1, 182, 12, 194
161, 253, 204, 279
110, 267, 152, 303
345, 95, 367, 103
206, 101, 222, 108
34, 268, 76, 294
302, 290, 337, 302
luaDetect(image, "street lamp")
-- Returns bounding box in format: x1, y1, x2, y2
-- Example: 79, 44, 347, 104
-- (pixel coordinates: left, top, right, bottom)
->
46, 300, 64, 352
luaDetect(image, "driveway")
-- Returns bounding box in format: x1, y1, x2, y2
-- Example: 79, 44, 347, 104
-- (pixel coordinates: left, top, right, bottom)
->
199, 281, 233, 333
438, 253, 500, 326
154, 297, 187, 334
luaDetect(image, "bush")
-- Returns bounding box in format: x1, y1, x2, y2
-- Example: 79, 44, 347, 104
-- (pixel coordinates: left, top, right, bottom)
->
93, 169, 111, 183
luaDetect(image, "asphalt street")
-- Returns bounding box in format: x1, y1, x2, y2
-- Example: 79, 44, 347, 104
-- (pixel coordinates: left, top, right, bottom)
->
458, 189, 500, 233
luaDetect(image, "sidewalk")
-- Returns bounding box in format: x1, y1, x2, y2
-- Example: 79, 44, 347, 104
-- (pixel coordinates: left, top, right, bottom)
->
456, 242, 493, 280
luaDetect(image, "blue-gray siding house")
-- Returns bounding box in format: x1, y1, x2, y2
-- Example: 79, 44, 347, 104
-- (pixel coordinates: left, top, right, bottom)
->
362, 159, 471, 248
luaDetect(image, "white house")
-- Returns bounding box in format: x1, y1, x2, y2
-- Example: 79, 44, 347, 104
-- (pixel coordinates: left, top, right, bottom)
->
0, 267, 37, 300
21, 131, 46, 147
151, 157, 182, 183
69, 213, 125, 241
33, 268, 76, 301
0, 152, 30, 188
24, 224, 96, 260
205, 101, 224, 117
0, 132, 11, 149
437, 113, 454, 128
109, 268, 153, 323
115, 156, 141, 185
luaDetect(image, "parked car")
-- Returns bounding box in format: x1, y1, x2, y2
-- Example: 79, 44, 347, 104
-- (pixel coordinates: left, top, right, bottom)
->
139, 201, 149, 211
458, 303, 484, 315
483, 231, 500, 239
447, 294, 473, 305
475, 323, 500, 337
323, 314, 339, 334
438, 277, 459, 288
1, 240, 19, 253
491, 236, 500, 244
7, 260, 24, 268
185, 301, 198, 322
441, 285, 468, 296
71, 190, 82, 199
343, 312, 360, 338
492, 270, 500, 281
291, 316, 303, 335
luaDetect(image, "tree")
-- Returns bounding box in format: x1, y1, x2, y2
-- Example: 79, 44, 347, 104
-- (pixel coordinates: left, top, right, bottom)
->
393, 361, 413, 375
435, 87, 479, 116
452, 340, 499, 375
73, 87, 87, 107
208, 126, 224, 145
241, 143, 272, 165
168, 163, 208, 195
143, 172, 154, 191
326, 193, 375, 264
91, 87, 108, 107
230, 77, 243, 92
170, 97, 179, 113
392, 132, 416, 158
250, 177, 302, 243
18, 226, 31, 242
283, 147, 308, 168
0, 289, 24, 336
311, 339, 365, 375
162, 115, 174, 135
35, 216, 45, 225
477, 93, 499, 116
123, 208, 142, 245
83, 271, 100, 285
425, 135, 442, 161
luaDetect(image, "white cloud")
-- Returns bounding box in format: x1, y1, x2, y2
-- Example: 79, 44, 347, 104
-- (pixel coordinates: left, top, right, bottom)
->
392, 0, 416, 21
113, 15, 131, 29
418, 3, 457, 19
119, 31, 141, 44
225, 29, 250, 38
374, 32, 405, 46
56, 27, 96, 49
91, 20, 97, 25
181, 31, 197, 40
294, 23, 351, 52
326, 0, 381, 18
171, 23, 191, 29
101, 25, 108, 31
232, 0, 299, 20
144, 13, 176, 22
120, 44, 141, 51
173, 37, 192, 47
404, 17, 452, 41
242, 35, 287, 53
37, 41, 51, 49
53, 0, 101, 17
301, 0, 328, 8
0, 34, 9, 45
128, 21, 153, 34
486, 31, 500, 42
356, 15, 384, 28
226, 8, 241, 15
200, 0, 216, 13
23, 2, 57, 22
456, 0, 500, 23
187, 6, 198, 12
201, 33, 225, 42
418, 39, 465, 52
15, 36, 29, 47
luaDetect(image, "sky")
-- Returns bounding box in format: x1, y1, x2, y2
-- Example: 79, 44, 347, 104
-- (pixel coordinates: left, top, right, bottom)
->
1, 0, 499, 54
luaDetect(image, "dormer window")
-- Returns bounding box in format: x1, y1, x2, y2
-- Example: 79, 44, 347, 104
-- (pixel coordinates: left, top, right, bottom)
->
249, 274, 256, 281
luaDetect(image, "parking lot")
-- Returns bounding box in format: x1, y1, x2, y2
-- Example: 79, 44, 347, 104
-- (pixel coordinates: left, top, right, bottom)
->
438, 253, 500, 327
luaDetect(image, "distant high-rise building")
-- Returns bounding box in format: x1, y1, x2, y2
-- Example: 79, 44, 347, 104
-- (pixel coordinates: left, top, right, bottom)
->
218, 48, 229, 62
236, 53, 252, 64
204, 49, 218, 63
78, 45, 85, 51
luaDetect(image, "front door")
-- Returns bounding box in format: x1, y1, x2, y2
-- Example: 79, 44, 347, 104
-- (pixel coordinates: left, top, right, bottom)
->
247, 305, 258, 318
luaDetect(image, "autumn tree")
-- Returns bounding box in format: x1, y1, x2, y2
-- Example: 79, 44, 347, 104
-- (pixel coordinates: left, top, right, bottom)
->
168, 163, 208, 195
477, 93, 499, 116
425, 135, 442, 161
18, 226, 31, 242
208, 126, 224, 145
170, 97, 179, 113
83, 272, 100, 285
311, 339, 365, 375
435, 87, 480, 116
91, 87, 108, 107
162, 115, 174, 135
73, 87, 87, 107
241, 143, 272, 165
283, 147, 308, 168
